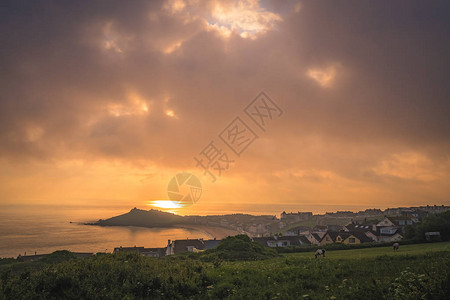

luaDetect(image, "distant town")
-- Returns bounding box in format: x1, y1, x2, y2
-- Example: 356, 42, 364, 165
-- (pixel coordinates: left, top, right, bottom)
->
17, 204, 449, 262
183, 204, 449, 238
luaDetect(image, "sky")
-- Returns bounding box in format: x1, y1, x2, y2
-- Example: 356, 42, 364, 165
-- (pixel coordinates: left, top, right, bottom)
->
0, 0, 449, 215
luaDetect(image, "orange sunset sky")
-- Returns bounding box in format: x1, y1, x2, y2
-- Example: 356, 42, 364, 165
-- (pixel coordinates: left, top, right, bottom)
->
1, 0, 449, 215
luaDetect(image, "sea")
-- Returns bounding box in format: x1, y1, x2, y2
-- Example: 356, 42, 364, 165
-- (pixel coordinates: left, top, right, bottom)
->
0, 202, 375, 258
0, 205, 210, 258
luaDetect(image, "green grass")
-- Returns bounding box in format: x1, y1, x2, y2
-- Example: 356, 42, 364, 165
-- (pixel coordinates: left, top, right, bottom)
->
1, 242, 449, 299
285, 241, 450, 260
205, 243, 450, 299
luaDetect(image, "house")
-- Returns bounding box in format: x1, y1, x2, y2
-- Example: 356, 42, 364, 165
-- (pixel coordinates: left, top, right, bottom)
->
376, 228, 403, 242
140, 248, 166, 257
280, 211, 313, 222
344, 223, 378, 242
325, 211, 355, 218
306, 232, 324, 245
376, 216, 414, 227
253, 235, 311, 248
313, 224, 345, 232
374, 226, 403, 242
313, 225, 328, 232
113, 246, 166, 257
285, 230, 297, 236
377, 217, 396, 227
357, 208, 383, 217
17, 254, 49, 262
166, 238, 222, 255
320, 232, 346, 244
204, 238, 221, 250
327, 225, 346, 232
114, 246, 145, 253
347, 230, 377, 243
319, 231, 373, 245
425, 232, 441, 242
344, 223, 377, 233
284, 226, 311, 236
17, 252, 93, 262
374, 216, 407, 242
166, 239, 205, 255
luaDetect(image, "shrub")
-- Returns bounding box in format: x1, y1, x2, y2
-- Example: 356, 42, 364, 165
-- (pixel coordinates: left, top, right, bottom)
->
193, 234, 278, 261
404, 211, 450, 242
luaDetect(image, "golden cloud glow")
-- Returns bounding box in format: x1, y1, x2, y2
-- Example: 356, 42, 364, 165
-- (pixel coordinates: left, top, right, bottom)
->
165, 109, 176, 118
163, 41, 183, 54
207, 0, 282, 39
373, 152, 440, 182
102, 22, 124, 53
163, 0, 282, 40
307, 65, 338, 87
163, 0, 187, 15
103, 40, 123, 53
107, 92, 149, 117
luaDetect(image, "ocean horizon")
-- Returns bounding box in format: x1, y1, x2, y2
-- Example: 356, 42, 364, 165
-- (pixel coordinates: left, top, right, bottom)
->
0, 205, 210, 258
0, 202, 426, 258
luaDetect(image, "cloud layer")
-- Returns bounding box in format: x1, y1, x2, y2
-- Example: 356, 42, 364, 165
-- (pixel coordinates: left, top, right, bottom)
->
1, 0, 449, 213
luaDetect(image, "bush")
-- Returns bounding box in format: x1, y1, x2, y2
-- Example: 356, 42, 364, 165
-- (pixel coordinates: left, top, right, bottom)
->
390, 266, 449, 300
405, 211, 450, 242
192, 235, 278, 261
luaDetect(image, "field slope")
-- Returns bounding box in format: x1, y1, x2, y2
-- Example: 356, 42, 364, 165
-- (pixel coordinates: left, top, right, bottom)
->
0, 242, 449, 299
286, 241, 450, 259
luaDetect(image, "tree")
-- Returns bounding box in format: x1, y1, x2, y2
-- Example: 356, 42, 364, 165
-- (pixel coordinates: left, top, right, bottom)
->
411, 211, 450, 242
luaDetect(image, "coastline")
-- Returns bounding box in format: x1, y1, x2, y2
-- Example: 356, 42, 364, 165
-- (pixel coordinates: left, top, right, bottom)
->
85, 222, 240, 240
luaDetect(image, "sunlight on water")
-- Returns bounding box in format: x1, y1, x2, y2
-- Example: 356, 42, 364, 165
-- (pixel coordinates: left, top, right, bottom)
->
0, 205, 210, 258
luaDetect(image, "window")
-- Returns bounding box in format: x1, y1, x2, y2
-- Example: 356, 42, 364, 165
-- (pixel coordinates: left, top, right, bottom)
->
381, 228, 395, 234
349, 238, 356, 243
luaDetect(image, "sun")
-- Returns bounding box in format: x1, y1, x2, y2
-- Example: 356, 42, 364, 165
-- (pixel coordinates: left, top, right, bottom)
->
148, 200, 182, 209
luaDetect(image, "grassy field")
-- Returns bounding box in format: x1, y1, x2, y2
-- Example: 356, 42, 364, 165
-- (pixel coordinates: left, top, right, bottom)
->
1, 242, 449, 299
286, 241, 450, 259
